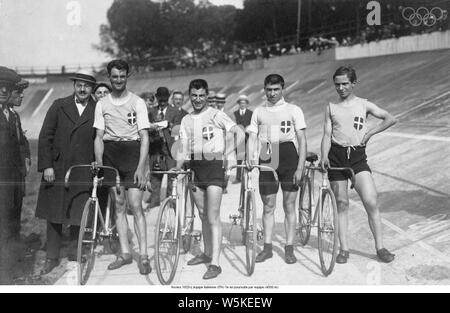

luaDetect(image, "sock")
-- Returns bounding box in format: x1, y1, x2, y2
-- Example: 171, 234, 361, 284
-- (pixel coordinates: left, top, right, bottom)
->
285, 245, 294, 254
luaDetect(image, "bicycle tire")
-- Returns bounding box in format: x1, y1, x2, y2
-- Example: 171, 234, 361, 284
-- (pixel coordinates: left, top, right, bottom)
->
77, 199, 97, 285
298, 177, 312, 246
182, 188, 195, 253
240, 174, 248, 246
244, 191, 257, 276
318, 188, 339, 277
155, 197, 180, 285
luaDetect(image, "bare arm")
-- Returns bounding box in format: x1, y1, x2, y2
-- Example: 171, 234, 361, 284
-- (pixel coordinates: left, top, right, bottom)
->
294, 129, 307, 185
134, 129, 150, 189
94, 129, 105, 166
320, 104, 333, 170
362, 102, 398, 145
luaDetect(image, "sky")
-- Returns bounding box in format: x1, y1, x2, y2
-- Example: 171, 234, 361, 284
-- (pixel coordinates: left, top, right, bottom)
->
0, 0, 243, 70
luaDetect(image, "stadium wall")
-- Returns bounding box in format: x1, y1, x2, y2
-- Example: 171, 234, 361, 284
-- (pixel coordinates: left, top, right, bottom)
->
336, 30, 450, 60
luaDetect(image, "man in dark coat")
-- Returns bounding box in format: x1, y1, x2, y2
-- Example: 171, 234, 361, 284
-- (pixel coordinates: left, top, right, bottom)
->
8, 79, 31, 237
233, 95, 253, 183
147, 87, 183, 208
36, 71, 97, 275
0, 66, 21, 284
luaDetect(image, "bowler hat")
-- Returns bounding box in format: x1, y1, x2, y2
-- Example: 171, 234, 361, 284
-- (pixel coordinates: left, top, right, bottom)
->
156, 87, 170, 101
69, 70, 97, 85
0, 66, 20, 85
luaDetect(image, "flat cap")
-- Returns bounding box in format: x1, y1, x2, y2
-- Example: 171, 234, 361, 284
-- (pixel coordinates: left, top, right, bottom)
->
0, 66, 21, 85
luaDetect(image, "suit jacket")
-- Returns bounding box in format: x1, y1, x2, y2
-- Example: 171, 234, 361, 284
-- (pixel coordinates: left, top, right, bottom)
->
35, 95, 97, 225
148, 105, 183, 158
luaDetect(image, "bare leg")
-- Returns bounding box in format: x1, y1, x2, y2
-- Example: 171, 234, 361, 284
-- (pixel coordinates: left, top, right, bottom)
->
354, 171, 384, 251
112, 187, 131, 255
330, 180, 350, 252
282, 191, 298, 246
127, 188, 147, 255
260, 194, 277, 244
192, 187, 211, 257
206, 186, 224, 266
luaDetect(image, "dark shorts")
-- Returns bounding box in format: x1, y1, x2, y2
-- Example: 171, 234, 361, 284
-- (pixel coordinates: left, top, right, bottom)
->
103, 141, 141, 189
259, 142, 299, 196
189, 156, 226, 191
328, 143, 372, 182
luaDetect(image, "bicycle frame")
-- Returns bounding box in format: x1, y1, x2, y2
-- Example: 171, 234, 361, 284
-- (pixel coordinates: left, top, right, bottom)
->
65, 163, 121, 241
152, 170, 194, 241
305, 165, 355, 228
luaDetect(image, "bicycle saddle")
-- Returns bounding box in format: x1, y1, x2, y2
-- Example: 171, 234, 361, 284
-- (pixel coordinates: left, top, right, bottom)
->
306, 152, 319, 163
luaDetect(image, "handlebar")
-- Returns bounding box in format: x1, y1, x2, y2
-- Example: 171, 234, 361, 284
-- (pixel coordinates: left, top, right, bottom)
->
227, 163, 279, 183
151, 170, 192, 176
64, 163, 121, 190
307, 166, 356, 189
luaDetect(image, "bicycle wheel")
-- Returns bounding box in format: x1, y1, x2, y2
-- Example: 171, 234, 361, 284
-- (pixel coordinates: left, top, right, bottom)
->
318, 188, 339, 277
77, 199, 97, 285
155, 197, 180, 285
182, 187, 195, 253
298, 177, 312, 246
244, 191, 257, 276
240, 174, 248, 245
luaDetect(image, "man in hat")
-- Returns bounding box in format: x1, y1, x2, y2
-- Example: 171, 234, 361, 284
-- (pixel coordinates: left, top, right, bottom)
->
233, 95, 253, 183
207, 91, 217, 109
0, 66, 21, 284
35, 70, 98, 275
215, 93, 227, 112
171, 90, 188, 120
7, 79, 31, 239
147, 87, 183, 208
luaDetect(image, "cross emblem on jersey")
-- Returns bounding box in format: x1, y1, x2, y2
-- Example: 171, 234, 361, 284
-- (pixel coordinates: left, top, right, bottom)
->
128, 112, 137, 126
281, 121, 292, 134
354, 117, 364, 131
202, 126, 214, 140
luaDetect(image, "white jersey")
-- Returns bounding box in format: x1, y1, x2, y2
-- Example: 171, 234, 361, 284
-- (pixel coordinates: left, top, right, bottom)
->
94, 92, 150, 141
179, 107, 236, 158
247, 98, 307, 144
329, 96, 370, 147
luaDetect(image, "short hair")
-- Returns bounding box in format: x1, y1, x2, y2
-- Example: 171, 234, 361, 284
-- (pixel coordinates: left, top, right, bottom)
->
189, 79, 208, 94
140, 92, 155, 100
264, 74, 285, 88
94, 83, 112, 93
333, 66, 357, 83
107, 59, 130, 75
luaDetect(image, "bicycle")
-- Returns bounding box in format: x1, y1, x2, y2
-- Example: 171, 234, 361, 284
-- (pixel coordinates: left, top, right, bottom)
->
297, 152, 355, 276
227, 162, 279, 276
64, 162, 121, 285
153, 170, 199, 285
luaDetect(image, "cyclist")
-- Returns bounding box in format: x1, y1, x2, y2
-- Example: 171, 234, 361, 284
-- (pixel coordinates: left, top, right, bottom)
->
93, 60, 151, 275
320, 66, 396, 264
248, 74, 307, 265
175, 79, 245, 280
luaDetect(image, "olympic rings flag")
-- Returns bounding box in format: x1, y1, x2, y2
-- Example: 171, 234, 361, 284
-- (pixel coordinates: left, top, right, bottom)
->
402, 7, 448, 27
